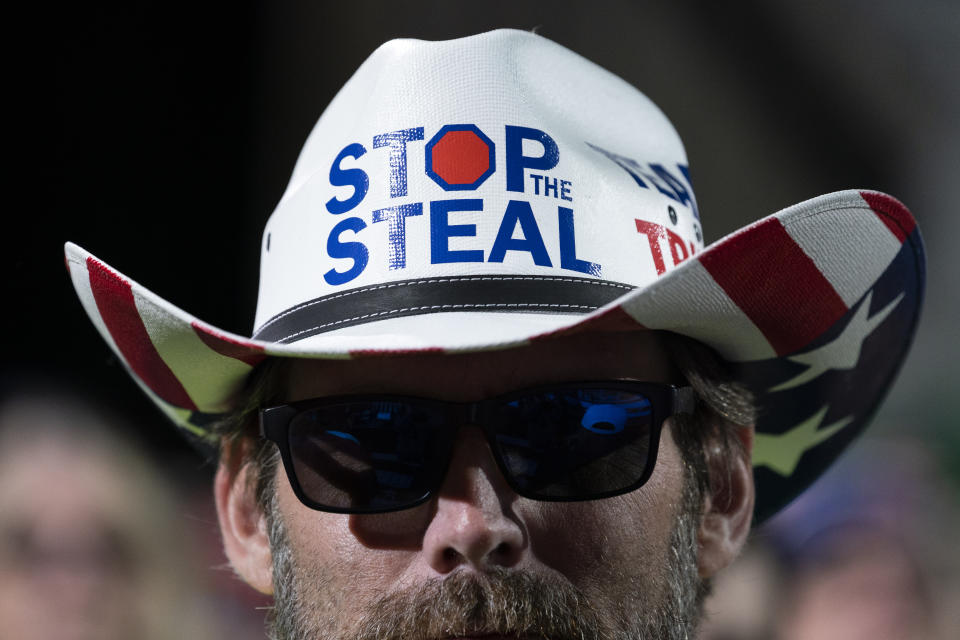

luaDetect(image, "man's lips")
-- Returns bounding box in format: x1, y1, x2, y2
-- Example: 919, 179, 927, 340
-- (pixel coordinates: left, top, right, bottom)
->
444, 637, 526, 640
443, 636, 531, 640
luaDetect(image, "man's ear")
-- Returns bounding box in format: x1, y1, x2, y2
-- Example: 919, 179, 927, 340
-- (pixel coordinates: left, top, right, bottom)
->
214, 440, 275, 594
697, 426, 755, 579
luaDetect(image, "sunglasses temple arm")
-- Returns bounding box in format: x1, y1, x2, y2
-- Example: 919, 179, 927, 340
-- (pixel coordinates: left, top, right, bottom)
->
674, 387, 696, 416
260, 405, 299, 439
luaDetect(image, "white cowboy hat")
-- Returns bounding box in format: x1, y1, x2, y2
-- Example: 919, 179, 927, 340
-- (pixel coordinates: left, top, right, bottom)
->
64, 29, 924, 522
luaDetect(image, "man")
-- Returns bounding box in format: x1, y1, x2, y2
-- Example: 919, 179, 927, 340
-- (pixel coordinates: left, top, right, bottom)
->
0, 393, 219, 640
65, 30, 924, 639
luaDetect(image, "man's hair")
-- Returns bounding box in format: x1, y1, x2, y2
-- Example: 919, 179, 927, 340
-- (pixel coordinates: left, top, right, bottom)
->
659, 332, 755, 508
212, 331, 756, 516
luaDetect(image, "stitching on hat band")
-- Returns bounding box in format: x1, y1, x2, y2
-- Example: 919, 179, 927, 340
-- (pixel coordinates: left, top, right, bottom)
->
253, 274, 635, 344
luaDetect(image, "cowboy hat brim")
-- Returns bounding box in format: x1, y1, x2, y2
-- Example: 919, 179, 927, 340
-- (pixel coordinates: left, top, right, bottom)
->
65, 188, 924, 522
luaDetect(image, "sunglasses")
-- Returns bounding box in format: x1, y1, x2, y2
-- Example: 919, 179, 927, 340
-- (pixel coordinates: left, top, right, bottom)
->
260, 381, 695, 514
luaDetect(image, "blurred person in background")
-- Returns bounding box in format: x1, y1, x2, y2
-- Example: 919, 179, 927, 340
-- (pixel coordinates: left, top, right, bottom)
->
697, 524, 937, 640
699, 437, 960, 640
770, 438, 959, 640
779, 523, 935, 640
0, 391, 220, 640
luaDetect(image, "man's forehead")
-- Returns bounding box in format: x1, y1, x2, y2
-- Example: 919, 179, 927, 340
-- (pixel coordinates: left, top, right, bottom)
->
281, 329, 679, 402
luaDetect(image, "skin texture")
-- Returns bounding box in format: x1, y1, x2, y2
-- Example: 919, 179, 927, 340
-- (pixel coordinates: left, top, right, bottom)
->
216, 330, 755, 639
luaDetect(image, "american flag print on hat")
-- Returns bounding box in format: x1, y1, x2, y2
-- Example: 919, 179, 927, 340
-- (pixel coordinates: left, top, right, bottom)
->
64, 30, 924, 522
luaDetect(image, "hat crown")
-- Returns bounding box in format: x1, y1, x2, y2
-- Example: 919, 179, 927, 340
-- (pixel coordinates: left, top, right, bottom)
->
254, 29, 703, 344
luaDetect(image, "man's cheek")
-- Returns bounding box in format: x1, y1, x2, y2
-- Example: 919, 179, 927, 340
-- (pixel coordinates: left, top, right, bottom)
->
276, 479, 344, 566
524, 499, 656, 581
346, 503, 434, 551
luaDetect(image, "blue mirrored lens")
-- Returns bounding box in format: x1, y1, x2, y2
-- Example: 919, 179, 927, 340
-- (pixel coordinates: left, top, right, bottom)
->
284, 387, 658, 510
491, 389, 654, 498
287, 401, 452, 511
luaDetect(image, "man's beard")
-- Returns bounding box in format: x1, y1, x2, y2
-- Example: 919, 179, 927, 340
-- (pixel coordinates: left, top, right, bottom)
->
263, 472, 707, 640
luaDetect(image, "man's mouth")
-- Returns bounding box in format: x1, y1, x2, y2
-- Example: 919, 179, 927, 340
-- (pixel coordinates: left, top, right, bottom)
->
443, 636, 529, 640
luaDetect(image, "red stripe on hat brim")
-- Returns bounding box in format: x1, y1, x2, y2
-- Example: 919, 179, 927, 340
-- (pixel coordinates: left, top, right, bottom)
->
87, 257, 198, 410
191, 323, 268, 367
860, 191, 916, 243
582, 305, 646, 332
700, 218, 848, 356
349, 347, 446, 358
529, 305, 644, 342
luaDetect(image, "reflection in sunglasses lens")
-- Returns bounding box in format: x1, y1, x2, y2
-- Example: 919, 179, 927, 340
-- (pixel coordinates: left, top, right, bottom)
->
284, 388, 657, 511
289, 402, 450, 511
492, 390, 653, 498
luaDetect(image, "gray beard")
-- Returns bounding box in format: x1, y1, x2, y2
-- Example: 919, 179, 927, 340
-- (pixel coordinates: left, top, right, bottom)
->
264, 475, 706, 640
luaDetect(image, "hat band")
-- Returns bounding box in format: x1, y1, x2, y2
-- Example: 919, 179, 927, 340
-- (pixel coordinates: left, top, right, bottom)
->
253, 274, 635, 344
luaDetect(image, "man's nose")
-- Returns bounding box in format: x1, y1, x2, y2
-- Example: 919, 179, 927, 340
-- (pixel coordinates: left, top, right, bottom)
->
421, 426, 526, 574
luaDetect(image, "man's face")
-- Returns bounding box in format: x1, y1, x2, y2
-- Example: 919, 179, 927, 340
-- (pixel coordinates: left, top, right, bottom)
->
218, 331, 752, 640
0, 439, 141, 640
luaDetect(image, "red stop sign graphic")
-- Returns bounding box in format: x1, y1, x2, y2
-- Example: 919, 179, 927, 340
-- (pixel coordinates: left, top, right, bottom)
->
425, 125, 496, 191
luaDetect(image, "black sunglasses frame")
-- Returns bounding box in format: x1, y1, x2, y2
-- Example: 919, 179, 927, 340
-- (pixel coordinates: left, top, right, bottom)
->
260, 380, 695, 514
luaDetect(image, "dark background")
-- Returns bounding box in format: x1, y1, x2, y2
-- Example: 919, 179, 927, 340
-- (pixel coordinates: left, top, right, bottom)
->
7, 0, 958, 475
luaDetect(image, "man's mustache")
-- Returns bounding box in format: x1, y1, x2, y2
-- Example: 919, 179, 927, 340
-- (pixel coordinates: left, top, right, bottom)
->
354, 568, 606, 640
